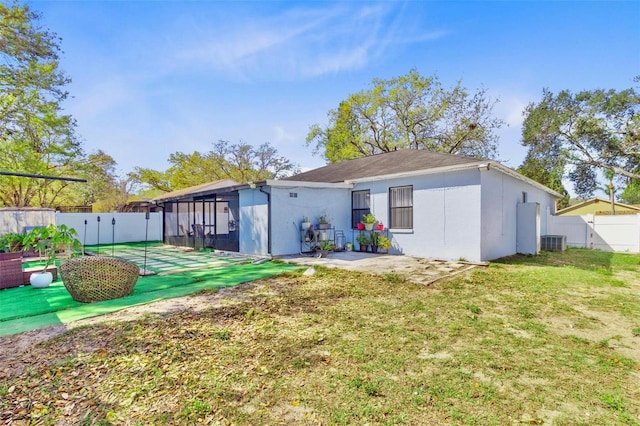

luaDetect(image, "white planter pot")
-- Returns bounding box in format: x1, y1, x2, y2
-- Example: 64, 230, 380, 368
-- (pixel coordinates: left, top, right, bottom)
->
30, 271, 53, 288
301, 222, 312, 230
364, 223, 374, 231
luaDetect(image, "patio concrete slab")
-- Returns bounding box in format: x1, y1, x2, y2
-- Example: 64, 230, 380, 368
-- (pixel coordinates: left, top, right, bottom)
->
278, 251, 483, 285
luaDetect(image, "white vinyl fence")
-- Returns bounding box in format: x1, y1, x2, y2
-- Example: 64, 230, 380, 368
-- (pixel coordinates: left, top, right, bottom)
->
55, 212, 163, 246
547, 212, 640, 253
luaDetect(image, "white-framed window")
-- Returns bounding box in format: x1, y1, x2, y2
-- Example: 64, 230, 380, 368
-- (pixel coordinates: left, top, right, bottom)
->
389, 185, 413, 229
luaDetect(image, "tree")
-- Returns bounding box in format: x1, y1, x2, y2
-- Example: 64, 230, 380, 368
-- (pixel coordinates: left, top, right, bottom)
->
517, 148, 570, 208
520, 84, 640, 198
131, 141, 299, 192
620, 175, 640, 205
306, 69, 504, 163
0, 2, 86, 207
76, 150, 135, 212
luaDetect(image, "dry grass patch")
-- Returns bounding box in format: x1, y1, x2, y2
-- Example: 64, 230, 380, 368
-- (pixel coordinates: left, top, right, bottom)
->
1, 249, 639, 425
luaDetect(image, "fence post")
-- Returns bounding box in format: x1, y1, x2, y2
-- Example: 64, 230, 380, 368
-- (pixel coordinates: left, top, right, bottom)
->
637, 213, 640, 253
586, 214, 594, 249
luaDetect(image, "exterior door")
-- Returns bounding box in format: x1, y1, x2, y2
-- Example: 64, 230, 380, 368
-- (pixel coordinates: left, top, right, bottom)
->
517, 202, 540, 255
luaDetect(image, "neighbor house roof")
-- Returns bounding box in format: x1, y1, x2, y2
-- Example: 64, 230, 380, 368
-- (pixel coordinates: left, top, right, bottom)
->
152, 179, 240, 202
556, 198, 640, 216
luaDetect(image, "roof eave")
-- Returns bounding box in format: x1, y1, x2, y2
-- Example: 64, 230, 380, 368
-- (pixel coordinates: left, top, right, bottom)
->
246, 180, 353, 189
345, 161, 561, 198
489, 162, 563, 198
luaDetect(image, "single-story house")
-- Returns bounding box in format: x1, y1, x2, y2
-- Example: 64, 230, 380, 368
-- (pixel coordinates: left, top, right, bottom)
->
153, 150, 560, 262
556, 198, 640, 216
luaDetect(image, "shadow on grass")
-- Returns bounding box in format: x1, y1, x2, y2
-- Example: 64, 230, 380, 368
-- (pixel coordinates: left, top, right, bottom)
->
493, 248, 639, 274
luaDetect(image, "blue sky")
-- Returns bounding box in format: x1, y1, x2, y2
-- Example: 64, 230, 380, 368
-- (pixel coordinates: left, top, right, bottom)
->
31, 0, 640, 178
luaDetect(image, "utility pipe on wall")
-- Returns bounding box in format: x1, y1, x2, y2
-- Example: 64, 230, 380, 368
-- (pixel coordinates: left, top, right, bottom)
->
259, 186, 271, 255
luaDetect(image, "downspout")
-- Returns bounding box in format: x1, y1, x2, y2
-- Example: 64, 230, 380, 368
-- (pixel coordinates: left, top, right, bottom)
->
259, 185, 272, 255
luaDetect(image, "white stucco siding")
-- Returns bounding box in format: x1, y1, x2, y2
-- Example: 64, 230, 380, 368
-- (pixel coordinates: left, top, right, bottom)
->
238, 188, 269, 255
354, 169, 483, 261
480, 169, 557, 260
270, 186, 351, 256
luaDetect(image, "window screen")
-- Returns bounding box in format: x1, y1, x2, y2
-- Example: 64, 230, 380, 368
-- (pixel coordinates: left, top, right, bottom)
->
389, 186, 413, 229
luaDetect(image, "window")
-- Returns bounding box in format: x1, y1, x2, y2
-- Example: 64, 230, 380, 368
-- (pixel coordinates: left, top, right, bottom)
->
389, 186, 413, 229
352, 190, 371, 228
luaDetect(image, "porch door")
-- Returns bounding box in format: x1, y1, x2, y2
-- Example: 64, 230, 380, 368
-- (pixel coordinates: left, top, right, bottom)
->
199, 196, 239, 252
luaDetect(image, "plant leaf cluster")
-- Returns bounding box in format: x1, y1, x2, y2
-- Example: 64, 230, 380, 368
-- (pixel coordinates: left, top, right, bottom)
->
520, 83, 640, 199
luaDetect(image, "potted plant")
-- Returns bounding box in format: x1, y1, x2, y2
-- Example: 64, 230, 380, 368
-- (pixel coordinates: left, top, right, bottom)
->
361, 213, 376, 231
22, 224, 82, 288
356, 232, 370, 252
318, 213, 331, 230
377, 235, 392, 252
318, 239, 333, 258
369, 231, 380, 253
301, 216, 312, 230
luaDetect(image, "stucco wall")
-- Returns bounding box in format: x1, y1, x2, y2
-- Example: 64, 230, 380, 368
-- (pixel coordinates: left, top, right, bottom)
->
269, 186, 352, 256
480, 168, 557, 260
353, 169, 483, 261
238, 188, 269, 255
0, 208, 55, 236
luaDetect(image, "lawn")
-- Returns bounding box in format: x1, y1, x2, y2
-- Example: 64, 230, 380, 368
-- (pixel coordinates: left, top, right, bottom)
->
1, 249, 639, 425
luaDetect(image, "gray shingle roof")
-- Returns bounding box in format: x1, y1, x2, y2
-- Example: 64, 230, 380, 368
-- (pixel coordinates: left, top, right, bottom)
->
152, 178, 240, 202
284, 150, 485, 183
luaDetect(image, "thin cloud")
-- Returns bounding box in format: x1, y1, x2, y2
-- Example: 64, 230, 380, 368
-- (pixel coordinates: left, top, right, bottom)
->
172, 3, 445, 81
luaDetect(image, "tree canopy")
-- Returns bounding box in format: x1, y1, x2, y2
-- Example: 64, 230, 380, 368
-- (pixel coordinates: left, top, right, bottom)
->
131, 141, 299, 192
306, 69, 504, 163
0, 2, 84, 207
0, 2, 128, 210
519, 84, 640, 199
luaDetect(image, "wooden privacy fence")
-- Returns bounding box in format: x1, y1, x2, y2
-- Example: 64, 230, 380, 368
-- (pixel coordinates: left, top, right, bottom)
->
546, 212, 640, 253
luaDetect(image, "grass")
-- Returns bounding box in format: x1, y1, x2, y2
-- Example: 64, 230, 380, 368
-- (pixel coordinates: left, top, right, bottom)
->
1, 248, 639, 425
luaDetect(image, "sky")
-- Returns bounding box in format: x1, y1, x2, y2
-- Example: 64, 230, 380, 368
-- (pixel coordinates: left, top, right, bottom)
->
29, 0, 640, 180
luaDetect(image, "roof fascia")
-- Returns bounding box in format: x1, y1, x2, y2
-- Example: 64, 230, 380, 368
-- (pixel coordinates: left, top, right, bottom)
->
264, 180, 353, 189
344, 161, 561, 198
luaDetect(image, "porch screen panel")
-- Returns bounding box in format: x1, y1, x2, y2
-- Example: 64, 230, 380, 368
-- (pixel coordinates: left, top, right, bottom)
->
389, 186, 413, 229
177, 202, 191, 236
164, 202, 178, 237
352, 190, 371, 228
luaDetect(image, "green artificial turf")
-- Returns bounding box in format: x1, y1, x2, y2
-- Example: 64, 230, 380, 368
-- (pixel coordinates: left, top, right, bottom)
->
83, 241, 164, 251
0, 261, 302, 336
